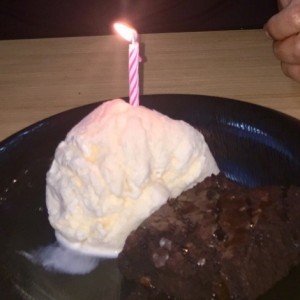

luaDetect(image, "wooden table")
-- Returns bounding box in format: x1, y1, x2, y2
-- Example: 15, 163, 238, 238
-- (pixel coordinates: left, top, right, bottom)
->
1, 29, 300, 141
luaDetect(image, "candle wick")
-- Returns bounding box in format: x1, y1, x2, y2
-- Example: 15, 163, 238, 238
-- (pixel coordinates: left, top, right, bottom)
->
132, 32, 138, 45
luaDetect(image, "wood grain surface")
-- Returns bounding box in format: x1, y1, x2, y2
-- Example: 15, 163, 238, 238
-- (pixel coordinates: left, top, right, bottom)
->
0, 29, 300, 141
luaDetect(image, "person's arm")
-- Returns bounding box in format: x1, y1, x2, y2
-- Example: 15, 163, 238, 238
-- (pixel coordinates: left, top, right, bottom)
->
264, 0, 300, 82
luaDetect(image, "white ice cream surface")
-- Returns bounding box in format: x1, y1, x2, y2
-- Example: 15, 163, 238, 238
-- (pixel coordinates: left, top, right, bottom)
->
46, 99, 219, 257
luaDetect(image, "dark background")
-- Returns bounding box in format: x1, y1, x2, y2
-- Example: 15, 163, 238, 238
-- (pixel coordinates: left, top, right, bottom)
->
0, 0, 278, 40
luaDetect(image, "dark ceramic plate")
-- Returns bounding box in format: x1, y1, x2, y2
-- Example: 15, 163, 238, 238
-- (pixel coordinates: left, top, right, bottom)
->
0, 94, 300, 300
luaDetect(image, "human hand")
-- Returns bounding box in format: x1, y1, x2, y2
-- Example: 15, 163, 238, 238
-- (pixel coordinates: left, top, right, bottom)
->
264, 0, 300, 82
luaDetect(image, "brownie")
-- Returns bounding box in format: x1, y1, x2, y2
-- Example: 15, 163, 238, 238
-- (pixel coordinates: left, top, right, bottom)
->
118, 174, 300, 300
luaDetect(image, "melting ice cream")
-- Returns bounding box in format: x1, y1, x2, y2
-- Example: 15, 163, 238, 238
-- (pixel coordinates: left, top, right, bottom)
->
46, 99, 219, 257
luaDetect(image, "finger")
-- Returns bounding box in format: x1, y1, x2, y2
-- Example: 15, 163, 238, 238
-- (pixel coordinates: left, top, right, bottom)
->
281, 61, 300, 82
273, 33, 300, 63
278, 0, 292, 10
264, 3, 300, 40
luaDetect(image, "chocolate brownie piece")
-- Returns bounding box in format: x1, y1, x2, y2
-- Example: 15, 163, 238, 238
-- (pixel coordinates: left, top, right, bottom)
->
118, 174, 300, 300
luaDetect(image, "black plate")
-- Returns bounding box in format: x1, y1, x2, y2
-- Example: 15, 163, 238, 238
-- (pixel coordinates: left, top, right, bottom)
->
0, 94, 300, 299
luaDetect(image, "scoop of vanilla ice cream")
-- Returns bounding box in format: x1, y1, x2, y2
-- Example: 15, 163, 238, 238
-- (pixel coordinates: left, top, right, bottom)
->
46, 99, 219, 257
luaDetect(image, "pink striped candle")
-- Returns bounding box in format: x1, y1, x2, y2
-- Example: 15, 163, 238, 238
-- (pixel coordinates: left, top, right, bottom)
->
114, 23, 140, 106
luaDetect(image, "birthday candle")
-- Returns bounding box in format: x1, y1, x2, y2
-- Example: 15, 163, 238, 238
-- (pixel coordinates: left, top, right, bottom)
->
128, 35, 139, 106
114, 23, 140, 106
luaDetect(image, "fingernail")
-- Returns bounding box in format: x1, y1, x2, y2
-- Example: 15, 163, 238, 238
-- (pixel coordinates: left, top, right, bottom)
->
264, 29, 273, 40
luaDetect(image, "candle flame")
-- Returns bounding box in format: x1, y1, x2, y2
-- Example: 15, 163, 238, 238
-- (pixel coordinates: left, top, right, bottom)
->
114, 22, 137, 43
